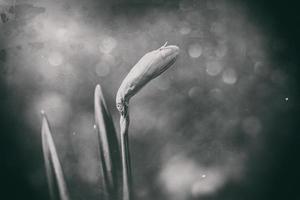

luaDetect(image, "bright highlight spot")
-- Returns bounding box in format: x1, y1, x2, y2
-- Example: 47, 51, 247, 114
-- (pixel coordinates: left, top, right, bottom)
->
188, 43, 202, 58
159, 155, 225, 199
159, 156, 201, 198
206, 60, 223, 76
191, 170, 224, 197
222, 68, 237, 84
285, 97, 289, 101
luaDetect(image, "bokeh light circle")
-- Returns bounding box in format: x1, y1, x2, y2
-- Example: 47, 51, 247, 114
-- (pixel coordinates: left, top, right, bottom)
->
188, 43, 202, 58
206, 60, 223, 76
48, 52, 63, 66
222, 68, 237, 84
95, 63, 110, 77
99, 36, 117, 54
188, 86, 202, 99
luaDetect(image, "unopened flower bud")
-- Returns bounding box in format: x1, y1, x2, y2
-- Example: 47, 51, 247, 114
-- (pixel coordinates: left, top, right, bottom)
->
116, 43, 180, 114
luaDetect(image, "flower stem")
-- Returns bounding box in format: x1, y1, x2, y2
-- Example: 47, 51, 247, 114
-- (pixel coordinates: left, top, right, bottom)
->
119, 104, 133, 200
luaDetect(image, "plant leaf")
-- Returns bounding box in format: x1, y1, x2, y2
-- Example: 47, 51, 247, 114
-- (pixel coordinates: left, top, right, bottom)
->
41, 111, 70, 200
94, 84, 121, 200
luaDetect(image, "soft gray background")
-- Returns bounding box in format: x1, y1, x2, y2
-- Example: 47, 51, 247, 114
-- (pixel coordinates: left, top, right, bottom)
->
0, 0, 299, 200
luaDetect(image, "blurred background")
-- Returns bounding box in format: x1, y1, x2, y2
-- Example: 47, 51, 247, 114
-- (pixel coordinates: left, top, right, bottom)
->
0, 0, 299, 199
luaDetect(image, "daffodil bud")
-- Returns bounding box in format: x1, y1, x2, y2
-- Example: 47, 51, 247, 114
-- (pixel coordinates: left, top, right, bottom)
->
116, 43, 180, 114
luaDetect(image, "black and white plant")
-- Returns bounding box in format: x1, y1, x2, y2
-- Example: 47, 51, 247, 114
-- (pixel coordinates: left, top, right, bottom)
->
41, 43, 180, 200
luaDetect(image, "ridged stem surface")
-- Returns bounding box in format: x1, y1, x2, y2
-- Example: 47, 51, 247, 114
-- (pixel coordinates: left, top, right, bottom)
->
119, 105, 132, 200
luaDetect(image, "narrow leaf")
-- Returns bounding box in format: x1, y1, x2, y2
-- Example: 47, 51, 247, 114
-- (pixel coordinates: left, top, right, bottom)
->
94, 84, 121, 200
41, 111, 70, 200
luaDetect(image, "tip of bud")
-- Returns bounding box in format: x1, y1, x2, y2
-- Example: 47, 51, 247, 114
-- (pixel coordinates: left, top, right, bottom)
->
159, 45, 180, 59
160, 41, 168, 49
116, 44, 180, 110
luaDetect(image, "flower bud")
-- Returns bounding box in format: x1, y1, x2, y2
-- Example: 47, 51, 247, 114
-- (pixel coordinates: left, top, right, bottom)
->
116, 43, 180, 114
